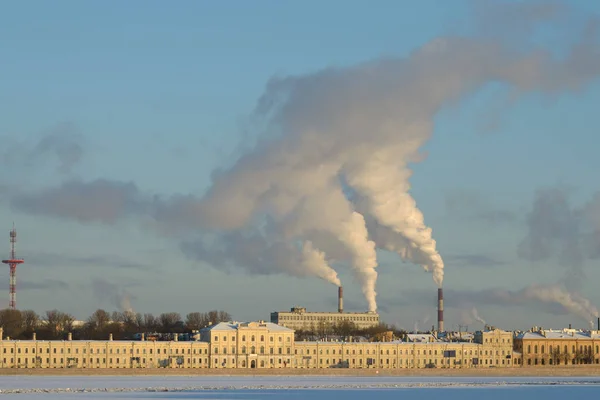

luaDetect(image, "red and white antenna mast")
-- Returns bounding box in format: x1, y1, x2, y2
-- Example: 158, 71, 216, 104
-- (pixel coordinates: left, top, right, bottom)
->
2, 224, 24, 309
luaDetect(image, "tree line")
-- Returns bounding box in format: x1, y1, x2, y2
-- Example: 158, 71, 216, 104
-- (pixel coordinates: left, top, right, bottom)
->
294, 320, 409, 342
0, 308, 231, 341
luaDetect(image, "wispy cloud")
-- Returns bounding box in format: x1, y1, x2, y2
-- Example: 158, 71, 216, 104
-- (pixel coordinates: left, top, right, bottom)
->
25, 252, 155, 272
1, 122, 84, 175
11, 179, 144, 224
0, 279, 68, 291
444, 253, 507, 268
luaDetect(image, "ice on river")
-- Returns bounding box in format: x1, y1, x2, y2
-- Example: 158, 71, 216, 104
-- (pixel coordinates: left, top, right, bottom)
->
0, 375, 599, 399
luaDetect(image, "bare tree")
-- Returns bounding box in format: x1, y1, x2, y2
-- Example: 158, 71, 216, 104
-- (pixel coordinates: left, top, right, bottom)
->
159, 312, 181, 332
21, 310, 39, 336
0, 309, 23, 339
111, 311, 124, 323
185, 312, 204, 330
87, 309, 111, 330
207, 310, 231, 325
143, 313, 157, 331
43, 310, 74, 338
217, 311, 231, 323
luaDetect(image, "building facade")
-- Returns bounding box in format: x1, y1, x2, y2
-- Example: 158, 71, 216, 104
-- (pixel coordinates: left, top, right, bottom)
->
473, 327, 515, 367
514, 328, 600, 366
0, 323, 525, 370
200, 321, 295, 368
270, 307, 380, 330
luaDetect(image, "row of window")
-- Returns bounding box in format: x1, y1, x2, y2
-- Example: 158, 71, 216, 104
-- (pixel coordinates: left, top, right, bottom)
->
525, 344, 600, 354
213, 346, 292, 355
293, 348, 500, 357
1, 347, 209, 355
279, 315, 378, 322
483, 338, 511, 343
213, 335, 291, 343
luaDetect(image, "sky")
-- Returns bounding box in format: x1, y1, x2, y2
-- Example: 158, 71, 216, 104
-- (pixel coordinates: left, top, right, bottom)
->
1, 0, 600, 331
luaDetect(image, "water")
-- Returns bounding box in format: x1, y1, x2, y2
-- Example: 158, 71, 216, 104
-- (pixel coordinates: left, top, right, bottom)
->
0, 376, 598, 399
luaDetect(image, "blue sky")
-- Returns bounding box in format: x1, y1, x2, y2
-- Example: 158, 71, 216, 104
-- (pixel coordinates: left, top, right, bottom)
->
1, 0, 600, 331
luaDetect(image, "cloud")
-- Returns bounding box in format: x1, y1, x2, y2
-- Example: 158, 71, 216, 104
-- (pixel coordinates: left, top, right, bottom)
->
0, 279, 68, 291
444, 253, 506, 268
7, 3, 600, 313
472, 0, 565, 41
383, 283, 598, 324
1, 122, 84, 175
11, 179, 144, 224
516, 187, 600, 291
90, 278, 137, 313
24, 252, 154, 271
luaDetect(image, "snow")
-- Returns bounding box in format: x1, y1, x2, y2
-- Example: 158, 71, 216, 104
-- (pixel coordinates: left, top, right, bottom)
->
0, 376, 598, 399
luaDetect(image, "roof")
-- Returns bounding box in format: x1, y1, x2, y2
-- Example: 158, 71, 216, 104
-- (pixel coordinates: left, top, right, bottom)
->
406, 334, 436, 343
200, 321, 294, 333
200, 322, 238, 332
516, 330, 600, 340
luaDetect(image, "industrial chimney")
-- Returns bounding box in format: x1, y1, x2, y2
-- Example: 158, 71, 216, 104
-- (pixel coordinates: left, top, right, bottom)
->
338, 286, 343, 313
437, 288, 444, 332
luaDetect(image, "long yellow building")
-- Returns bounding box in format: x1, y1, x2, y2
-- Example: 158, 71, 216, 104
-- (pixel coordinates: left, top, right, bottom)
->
0, 323, 526, 370
514, 328, 600, 366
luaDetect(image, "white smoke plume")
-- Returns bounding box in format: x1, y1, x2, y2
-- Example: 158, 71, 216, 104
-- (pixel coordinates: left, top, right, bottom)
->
523, 284, 599, 322
301, 241, 341, 287
119, 294, 134, 315
8, 3, 600, 312
471, 307, 486, 325
184, 21, 600, 311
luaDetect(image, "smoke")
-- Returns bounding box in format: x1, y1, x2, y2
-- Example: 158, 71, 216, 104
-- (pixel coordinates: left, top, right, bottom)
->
7, 3, 600, 312
180, 229, 341, 286
518, 187, 584, 290
519, 188, 600, 293
119, 295, 134, 314
419, 284, 598, 324
31, 123, 84, 174
471, 307, 486, 325
12, 179, 144, 224
413, 314, 431, 334
523, 284, 598, 321
1, 122, 84, 175
91, 278, 137, 313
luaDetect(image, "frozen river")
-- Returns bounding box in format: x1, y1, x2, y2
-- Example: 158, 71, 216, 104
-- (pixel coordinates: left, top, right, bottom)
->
0, 376, 599, 399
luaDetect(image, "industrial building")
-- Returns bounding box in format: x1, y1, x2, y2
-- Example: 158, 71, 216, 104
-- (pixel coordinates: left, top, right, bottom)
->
270, 287, 380, 330
270, 307, 380, 331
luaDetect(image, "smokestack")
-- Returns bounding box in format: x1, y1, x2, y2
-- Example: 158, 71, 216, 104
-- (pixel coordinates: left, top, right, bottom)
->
338, 286, 343, 313
437, 288, 444, 332
597, 317, 599, 331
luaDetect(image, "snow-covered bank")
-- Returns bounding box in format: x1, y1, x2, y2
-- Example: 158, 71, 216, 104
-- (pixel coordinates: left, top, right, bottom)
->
0, 376, 599, 395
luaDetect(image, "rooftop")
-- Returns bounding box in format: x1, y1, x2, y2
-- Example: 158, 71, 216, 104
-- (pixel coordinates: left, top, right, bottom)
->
200, 321, 294, 333
517, 329, 600, 340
